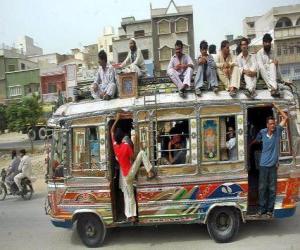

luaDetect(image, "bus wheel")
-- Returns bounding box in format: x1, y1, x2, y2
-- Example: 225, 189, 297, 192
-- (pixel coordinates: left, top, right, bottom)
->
207, 207, 240, 243
77, 214, 106, 248
38, 127, 47, 140
28, 128, 37, 141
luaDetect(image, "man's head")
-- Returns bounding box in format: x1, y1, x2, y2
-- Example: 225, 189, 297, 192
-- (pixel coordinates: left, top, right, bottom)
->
240, 37, 249, 54
221, 40, 230, 57
227, 126, 235, 138
114, 128, 124, 145
263, 33, 273, 53
129, 38, 137, 52
266, 116, 276, 133
11, 150, 17, 159
200, 40, 208, 56
209, 44, 216, 54
20, 149, 26, 157
98, 50, 107, 68
175, 40, 184, 57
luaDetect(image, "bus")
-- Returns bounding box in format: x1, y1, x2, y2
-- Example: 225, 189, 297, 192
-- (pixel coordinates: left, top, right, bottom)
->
45, 80, 300, 247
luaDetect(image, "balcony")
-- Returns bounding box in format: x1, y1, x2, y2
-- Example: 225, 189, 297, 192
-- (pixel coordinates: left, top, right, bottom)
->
275, 26, 300, 40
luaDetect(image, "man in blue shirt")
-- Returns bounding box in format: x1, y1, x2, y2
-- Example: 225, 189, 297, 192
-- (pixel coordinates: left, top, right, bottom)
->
252, 103, 288, 217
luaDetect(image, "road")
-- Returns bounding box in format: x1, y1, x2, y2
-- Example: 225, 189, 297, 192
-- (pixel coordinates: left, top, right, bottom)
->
0, 192, 299, 250
0, 139, 44, 151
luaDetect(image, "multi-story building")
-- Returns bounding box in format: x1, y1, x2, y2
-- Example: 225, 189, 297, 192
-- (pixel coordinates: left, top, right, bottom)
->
71, 44, 98, 69
27, 53, 72, 69
244, 4, 300, 81
15, 35, 43, 56
98, 26, 115, 63
151, 0, 195, 74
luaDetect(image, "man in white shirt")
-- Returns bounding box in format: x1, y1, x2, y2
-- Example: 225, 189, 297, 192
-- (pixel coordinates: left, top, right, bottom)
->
14, 149, 32, 193
120, 38, 147, 77
237, 37, 258, 99
226, 127, 237, 161
256, 33, 280, 97
91, 50, 117, 100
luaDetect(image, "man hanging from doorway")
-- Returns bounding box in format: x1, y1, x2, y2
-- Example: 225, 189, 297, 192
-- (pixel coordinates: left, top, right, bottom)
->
251, 103, 288, 218
110, 113, 156, 222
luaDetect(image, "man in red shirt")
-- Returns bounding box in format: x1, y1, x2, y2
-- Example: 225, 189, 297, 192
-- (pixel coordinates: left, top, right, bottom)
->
111, 114, 156, 222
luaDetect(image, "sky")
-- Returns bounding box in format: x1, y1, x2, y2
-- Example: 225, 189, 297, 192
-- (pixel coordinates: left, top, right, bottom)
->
0, 0, 299, 54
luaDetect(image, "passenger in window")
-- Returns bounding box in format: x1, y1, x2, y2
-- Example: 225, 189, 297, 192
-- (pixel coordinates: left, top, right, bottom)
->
90, 50, 117, 100
216, 40, 240, 97
119, 38, 147, 77
250, 103, 288, 218
195, 40, 219, 96
226, 127, 237, 161
111, 114, 156, 223
168, 134, 187, 164
237, 37, 258, 99
167, 40, 194, 98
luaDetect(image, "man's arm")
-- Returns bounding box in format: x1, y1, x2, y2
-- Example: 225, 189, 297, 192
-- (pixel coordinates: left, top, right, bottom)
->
110, 113, 121, 141
120, 52, 130, 67
273, 103, 288, 127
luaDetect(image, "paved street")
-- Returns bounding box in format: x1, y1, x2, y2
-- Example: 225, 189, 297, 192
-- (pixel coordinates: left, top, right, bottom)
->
0, 191, 299, 250
0, 139, 44, 151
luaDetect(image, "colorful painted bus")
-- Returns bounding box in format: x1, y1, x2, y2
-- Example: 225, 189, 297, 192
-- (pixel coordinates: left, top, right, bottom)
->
45, 81, 300, 247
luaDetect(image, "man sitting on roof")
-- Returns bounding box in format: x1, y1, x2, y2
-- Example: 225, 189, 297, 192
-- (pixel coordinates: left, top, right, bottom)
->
237, 37, 258, 98
90, 50, 117, 100
256, 33, 281, 97
216, 40, 240, 97
194, 40, 219, 96
167, 40, 194, 98
119, 38, 147, 77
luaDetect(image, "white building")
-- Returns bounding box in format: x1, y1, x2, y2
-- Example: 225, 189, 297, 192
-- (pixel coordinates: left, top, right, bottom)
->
98, 26, 116, 63
15, 36, 43, 56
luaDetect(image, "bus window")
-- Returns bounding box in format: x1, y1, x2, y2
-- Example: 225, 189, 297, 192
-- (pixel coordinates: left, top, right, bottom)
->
201, 116, 237, 162
72, 126, 100, 170
156, 119, 191, 165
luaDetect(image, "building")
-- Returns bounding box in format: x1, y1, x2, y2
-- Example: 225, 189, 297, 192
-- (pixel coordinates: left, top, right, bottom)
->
27, 53, 72, 69
112, 17, 152, 64
40, 67, 66, 103
244, 4, 300, 80
98, 26, 116, 63
15, 36, 43, 56
5, 68, 40, 101
151, 0, 195, 75
71, 44, 98, 69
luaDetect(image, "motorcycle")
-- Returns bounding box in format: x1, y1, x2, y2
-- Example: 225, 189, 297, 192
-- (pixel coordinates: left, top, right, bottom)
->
0, 168, 34, 201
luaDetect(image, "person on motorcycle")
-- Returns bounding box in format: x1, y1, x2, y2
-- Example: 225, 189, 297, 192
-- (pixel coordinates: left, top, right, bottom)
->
13, 149, 32, 194
5, 150, 21, 188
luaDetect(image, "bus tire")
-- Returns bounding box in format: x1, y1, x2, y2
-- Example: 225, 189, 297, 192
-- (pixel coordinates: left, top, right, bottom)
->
28, 128, 38, 141
77, 214, 106, 248
38, 127, 47, 140
207, 207, 240, 243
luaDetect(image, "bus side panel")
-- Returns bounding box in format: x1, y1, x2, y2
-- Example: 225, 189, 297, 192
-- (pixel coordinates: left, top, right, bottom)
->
136, 181, 248, 224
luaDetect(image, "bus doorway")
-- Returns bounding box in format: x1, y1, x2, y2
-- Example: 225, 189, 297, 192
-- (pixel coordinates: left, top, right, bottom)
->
247, 106, 274, 214
107, 115, 134, 222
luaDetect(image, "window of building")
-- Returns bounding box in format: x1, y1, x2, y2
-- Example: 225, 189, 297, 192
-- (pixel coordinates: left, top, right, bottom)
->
277, 46, 281, 56
72, 127, 100, 170
175, 18, 188, 33
183, 44, 189, 55
248, 22, 255, 28
159, 46, 172, 61
297, 45, 300, 54
289, 46, 294, 54
297, 18, 300, 26
9, 86, 22, 97
134, 30, 145, 38
118, 52, 128, 63
48, 83, 57, 94
141, 49, 149, 60
24, 85, 32, 95
157, 20, 171, 34
156, 119, 191, 165
8, 65, 16, 72
201, 116, 237, 162
109, 45, 113, 53
283, 47, 288, 55
21, 63, 26, 70
275, 17, 293, 28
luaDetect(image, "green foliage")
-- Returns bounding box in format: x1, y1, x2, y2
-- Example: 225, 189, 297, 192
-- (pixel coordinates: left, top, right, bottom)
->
0, 104, 7, 133
6, 94, 43, 132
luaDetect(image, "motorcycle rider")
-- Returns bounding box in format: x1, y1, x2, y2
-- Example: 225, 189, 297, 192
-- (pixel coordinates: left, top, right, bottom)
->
5, 150, 21, 189
14, 149, 32, 194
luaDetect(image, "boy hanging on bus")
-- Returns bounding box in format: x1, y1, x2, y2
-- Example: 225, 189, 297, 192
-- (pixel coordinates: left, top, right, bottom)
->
110, 113, 156, 222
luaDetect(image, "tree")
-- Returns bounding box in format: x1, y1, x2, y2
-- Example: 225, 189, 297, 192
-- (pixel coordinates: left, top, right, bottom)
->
6, 94, 43, 151
0, 104, 7, 134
